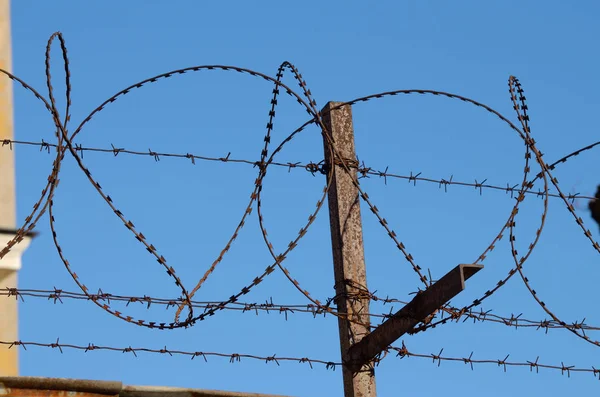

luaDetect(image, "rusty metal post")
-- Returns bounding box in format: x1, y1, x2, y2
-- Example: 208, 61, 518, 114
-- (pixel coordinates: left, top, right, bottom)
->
321, 102, 376, 397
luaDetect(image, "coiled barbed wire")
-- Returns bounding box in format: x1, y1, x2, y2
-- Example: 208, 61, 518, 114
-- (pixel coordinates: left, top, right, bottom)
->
0, 32, 598, 357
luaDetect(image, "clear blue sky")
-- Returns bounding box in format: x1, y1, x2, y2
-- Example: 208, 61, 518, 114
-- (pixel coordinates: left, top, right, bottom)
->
7, 1, 600, 396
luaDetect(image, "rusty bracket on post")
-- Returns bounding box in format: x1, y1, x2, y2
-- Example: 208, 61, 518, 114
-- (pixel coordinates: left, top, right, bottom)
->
346, 264, 483, 373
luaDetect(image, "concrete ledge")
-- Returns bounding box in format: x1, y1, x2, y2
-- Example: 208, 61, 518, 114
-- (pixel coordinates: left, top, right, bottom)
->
0, 376, 122, 395
0, 377, 293, 397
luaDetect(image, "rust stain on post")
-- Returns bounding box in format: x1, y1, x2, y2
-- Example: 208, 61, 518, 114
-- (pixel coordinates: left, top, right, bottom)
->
321, 102, 376, 397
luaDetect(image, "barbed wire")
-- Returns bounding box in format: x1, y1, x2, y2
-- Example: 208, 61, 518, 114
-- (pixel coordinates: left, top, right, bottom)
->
388, 343, 600, 379
2, 138, 595, 201
1, 338, 599, 379
410, 79, 600, 351
3, 287, 599, 334
0, 32, 599, 372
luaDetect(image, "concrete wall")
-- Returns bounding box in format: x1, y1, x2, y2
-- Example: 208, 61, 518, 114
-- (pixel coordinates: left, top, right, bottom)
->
0, 0, 18, 377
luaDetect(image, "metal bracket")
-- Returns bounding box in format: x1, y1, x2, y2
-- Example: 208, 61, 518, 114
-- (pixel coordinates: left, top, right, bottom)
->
346, 264, 483, 373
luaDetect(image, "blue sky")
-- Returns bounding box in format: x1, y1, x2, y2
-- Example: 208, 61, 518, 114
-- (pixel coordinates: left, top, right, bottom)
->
5, 1, 600, 396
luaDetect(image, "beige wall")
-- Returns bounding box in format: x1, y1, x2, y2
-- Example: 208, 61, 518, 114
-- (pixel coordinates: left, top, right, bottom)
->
0, 0, 18, 376
0, 0, 14, 230
0, 271, 18, 376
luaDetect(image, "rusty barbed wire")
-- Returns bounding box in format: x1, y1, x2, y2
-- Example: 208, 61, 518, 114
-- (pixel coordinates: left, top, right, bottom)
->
3, 287, 600, 335
388, 343, 600, 379
1, 338, 599, 379
503, 77, 597, 347
1, 32, 329, 330
172, 61, 317, 322
2, 138, 595, 201
0, 31, 599, 361
409, 78, 600, 350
